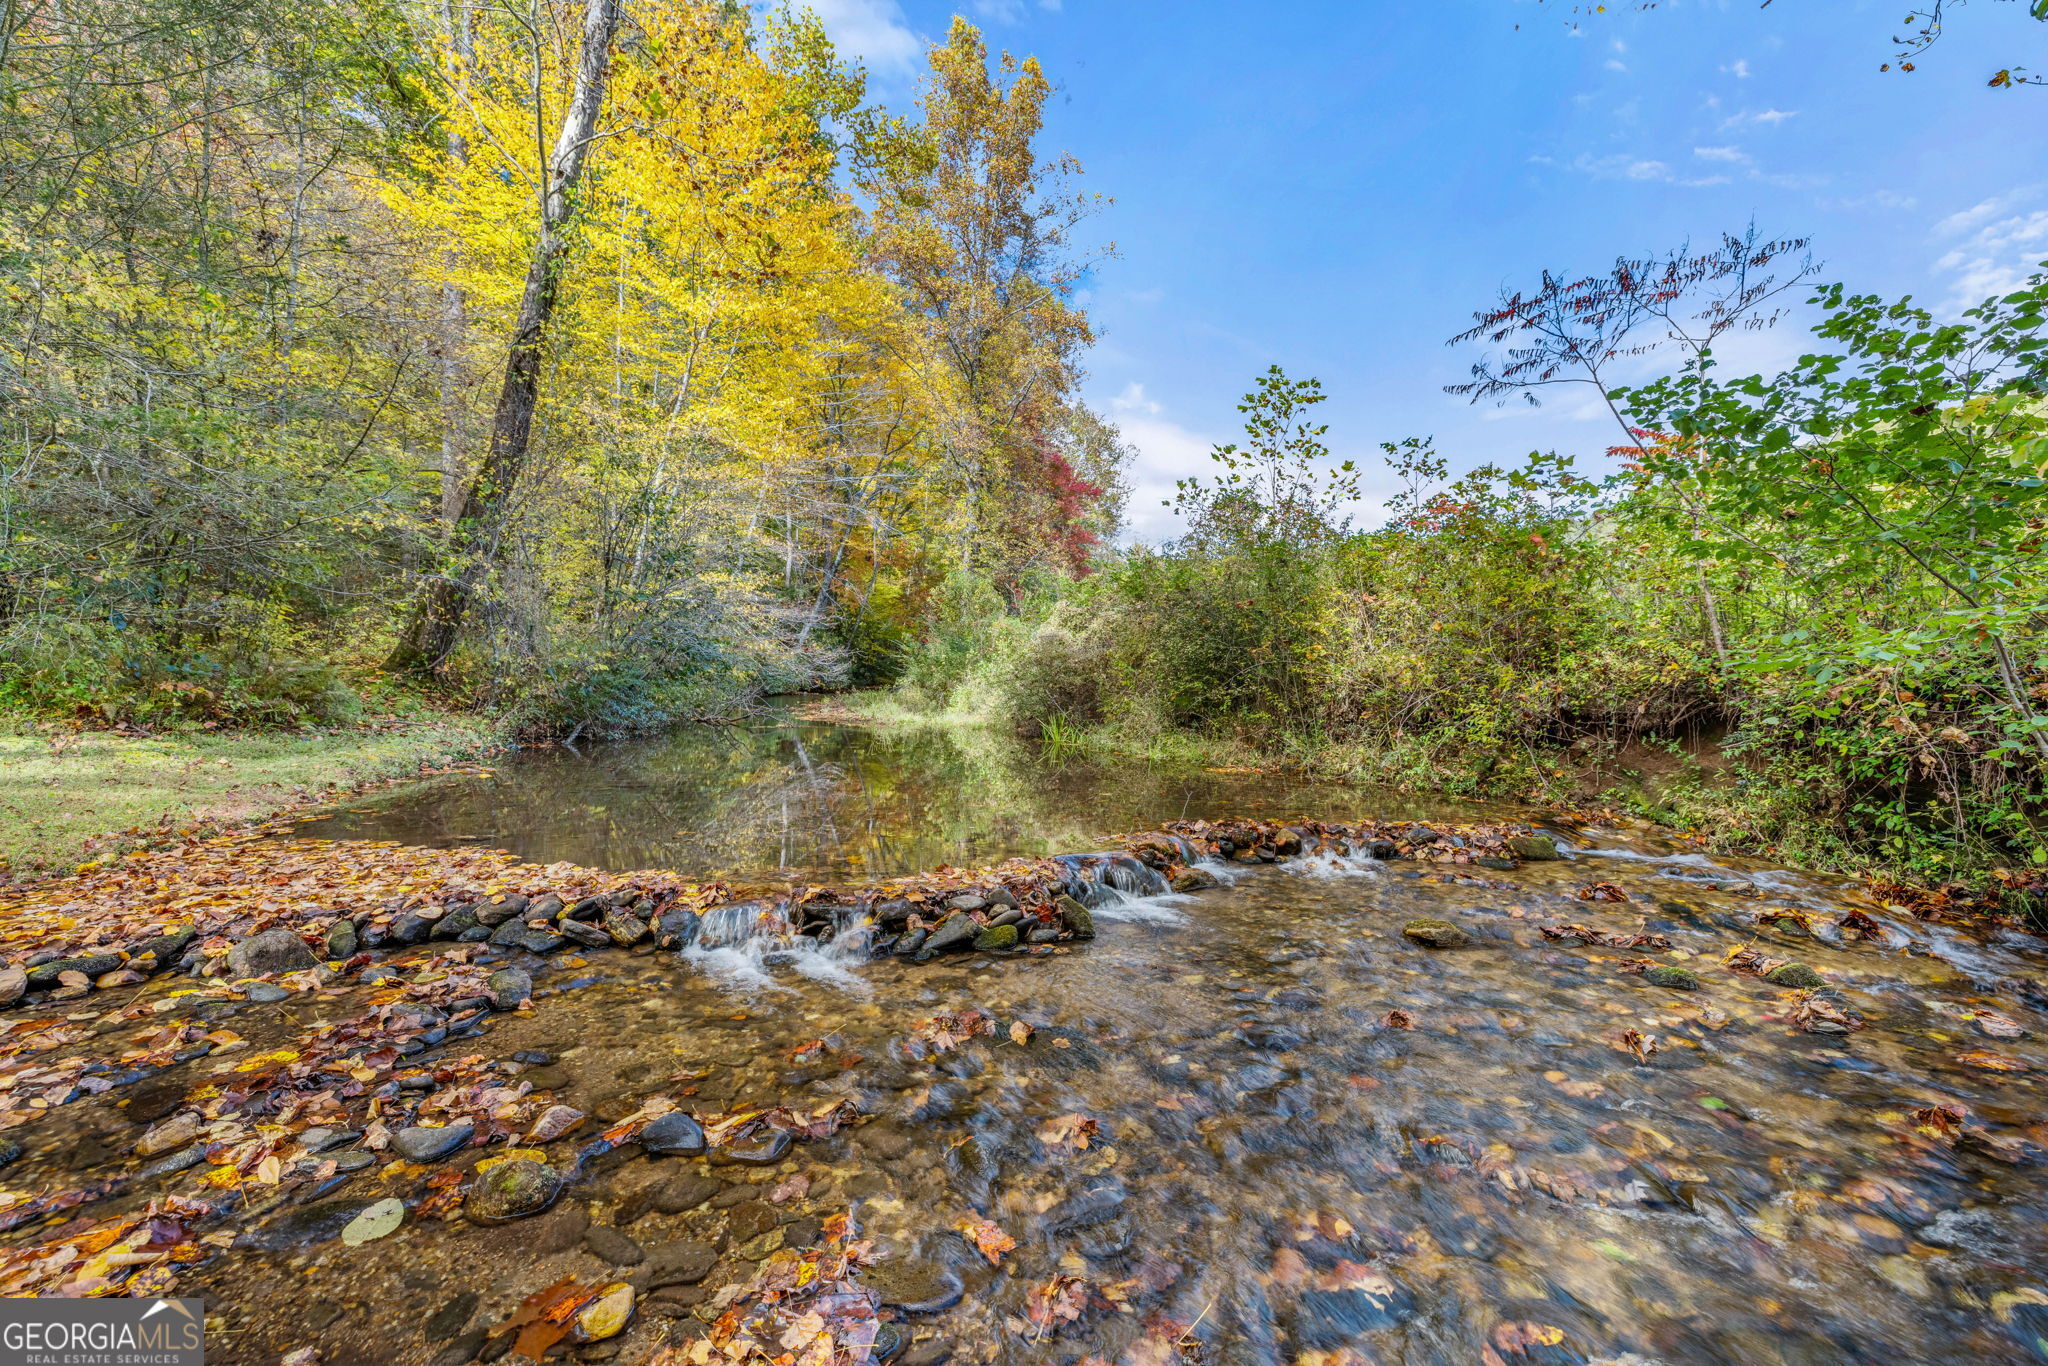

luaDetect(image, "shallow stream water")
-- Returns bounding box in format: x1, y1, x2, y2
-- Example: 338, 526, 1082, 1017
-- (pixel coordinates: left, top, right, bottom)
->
19, 715, 2048, 1365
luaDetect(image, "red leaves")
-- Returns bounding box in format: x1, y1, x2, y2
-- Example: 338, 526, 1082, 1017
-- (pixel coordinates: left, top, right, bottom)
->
491, 1278, 605, 1361
911, 1009, 996, 1053
1573, 882, 1631, 903
958, 1215, 1016, 1265
1788, 994, 1860, 1034
1023, 1273, 1097, 1335
1616, 1028, 1660, 1064
1381, 1009, 1414, 1029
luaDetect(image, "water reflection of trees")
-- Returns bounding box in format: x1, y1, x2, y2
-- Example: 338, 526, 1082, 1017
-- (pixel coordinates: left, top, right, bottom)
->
302, 719, 1492, 879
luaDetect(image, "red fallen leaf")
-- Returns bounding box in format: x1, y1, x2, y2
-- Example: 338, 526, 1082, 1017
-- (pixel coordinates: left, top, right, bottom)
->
1956, 1050, 2030, 1072
1023, 1273, 1095, 1334
913, 1009, 996, 1053
1382, 1009, 1413, 1029
959, 1216, 1016, 1266
1912, 1104, 1966, 1140
1036, 1113, 1100, 1152
492, 1277, 603, 1361
1541, 923, 1670, 950
1722, 945, 1789, 979
786, 1038, 827, 1064
416, 1168, 468, 1220
1484, 1321, 1570, 1364
1574, 882, 1630, 903
1838, 909, 1886, 940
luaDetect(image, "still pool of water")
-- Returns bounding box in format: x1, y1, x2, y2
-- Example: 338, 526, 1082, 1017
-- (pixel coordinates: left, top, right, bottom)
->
25, 714, 2048, 1364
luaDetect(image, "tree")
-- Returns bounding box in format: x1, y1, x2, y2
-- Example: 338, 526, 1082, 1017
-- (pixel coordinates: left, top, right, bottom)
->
1170, 366, 1360, 551
1536, 0, 2048, 88
1624, 272, 2048, 765
387, 0, 623, 675
1444, 227, 1817, 667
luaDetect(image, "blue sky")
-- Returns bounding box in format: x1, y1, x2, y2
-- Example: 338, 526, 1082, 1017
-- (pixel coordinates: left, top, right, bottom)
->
802, 0, 2048, 540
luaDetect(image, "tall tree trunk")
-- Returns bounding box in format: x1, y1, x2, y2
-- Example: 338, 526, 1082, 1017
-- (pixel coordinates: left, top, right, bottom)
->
436, 0, 474, 526
389, 0, 621, 674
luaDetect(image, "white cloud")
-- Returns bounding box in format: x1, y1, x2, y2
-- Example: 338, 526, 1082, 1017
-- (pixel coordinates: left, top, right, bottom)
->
1106, 384, 1217, 544
1693, 145, 1748, 163
1720, 107, 1799, 129
1723, 57, 1751, 78
1542, 151, 1731, 189
971, 0, 1060, 20
1605, 58, 1629, 72
799, 0, 921, 75
1932, 187, 2048, 311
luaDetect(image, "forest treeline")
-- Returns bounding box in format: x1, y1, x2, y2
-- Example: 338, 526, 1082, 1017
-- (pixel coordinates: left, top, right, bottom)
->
0, 0, 1125, 732
894, 235, 2048, 885
10, 0, 2048, 885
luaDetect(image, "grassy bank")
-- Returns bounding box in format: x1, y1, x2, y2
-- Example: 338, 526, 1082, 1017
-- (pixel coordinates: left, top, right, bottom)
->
0, 717, 502, 879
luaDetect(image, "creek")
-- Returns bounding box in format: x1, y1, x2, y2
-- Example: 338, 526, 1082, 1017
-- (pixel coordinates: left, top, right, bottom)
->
23, 712, 2048, 1364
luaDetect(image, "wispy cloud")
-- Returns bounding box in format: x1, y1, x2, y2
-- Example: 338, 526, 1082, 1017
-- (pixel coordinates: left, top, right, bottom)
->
1720, 107, 1799, 129
1693, 145, 1749, 163
1533, 151, 1731, 189
798, 0, 921, 75
1723, 57, 1751, 78
1932, 186, 2048, 311
971, 0, 1061, 21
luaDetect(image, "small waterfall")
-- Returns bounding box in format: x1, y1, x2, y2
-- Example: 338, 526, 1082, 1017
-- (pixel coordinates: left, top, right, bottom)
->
682, 898, 873, 994
1283, 843, 1385, 879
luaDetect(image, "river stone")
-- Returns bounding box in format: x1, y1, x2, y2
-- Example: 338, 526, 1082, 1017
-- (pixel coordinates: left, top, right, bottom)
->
1027, 924, 1060, 944
1170, 867, 1218, 892
893, 929, 928, 957
645, 1240, 718, 1287
390, 1122, 474, 1163
28, 952, 121, 988
986, 906, 1023, 928
1765, 962, 1827, 989
576, 1282, 635, 1342
139, 1142, 207, 1180
1507, 835, 1562, 861
651, 1175, 725, 1215
873, 1324, 906, 1364
466, 1158, 561, 1224
324, 921, 358, 959
639, 1112, 706, 1157
1048, 1180, 1127, 1232
246, 983, 291, 1003
1645, 965, 1701, 990
923, 913, 976, 954
521, 931, 569, 954
0, 968, 24, 1007
711, 1130, 793, 1166
474, 900, 518, 928
432, 905, 481, 941
863, 1259, 964, 1314
389, 912, 434, 946
1056, 895, 1096, 939
560, 920, 611, 949
1401, 918, 1471, 949
235, 1196, 382, 1250
655, 908, 701, 948
489, 919, 529, 947
603, 910, 649, 947
135, 1111, 201, 1157
584, 1225, 645, 1266
226, 929, 318, 979
487, 968, 533, 1011
973, 924, 1018, 951
900, 1343, 953, 1366
947, 894, 988, 913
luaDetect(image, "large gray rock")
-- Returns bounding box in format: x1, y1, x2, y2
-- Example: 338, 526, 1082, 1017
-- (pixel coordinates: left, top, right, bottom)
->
465, 1158, 561, 1225
923, 913, 976, 954
228, 929, 318, 979
389, 1122, 473, 1163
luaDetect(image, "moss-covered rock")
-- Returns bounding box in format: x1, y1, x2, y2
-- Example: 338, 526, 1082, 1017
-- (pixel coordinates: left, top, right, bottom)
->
1401, 918, 1472, 949
465, 1158, 561, 1225
973, 924, 1019, 951
1056, 894, 1096, 940
1644, 965, 1700, 990
1506, 835, 1561, 861
1764, 962, 1826, 989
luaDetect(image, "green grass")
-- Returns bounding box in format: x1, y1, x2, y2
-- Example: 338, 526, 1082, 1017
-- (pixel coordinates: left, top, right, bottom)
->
0, 717, 501, 878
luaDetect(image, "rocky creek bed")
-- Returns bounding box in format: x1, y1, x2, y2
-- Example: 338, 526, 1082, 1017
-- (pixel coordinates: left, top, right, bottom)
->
0, 812, 2045, 1365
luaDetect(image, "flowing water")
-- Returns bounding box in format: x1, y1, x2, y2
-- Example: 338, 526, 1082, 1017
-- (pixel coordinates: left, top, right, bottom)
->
23, 714, 2048, 1364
